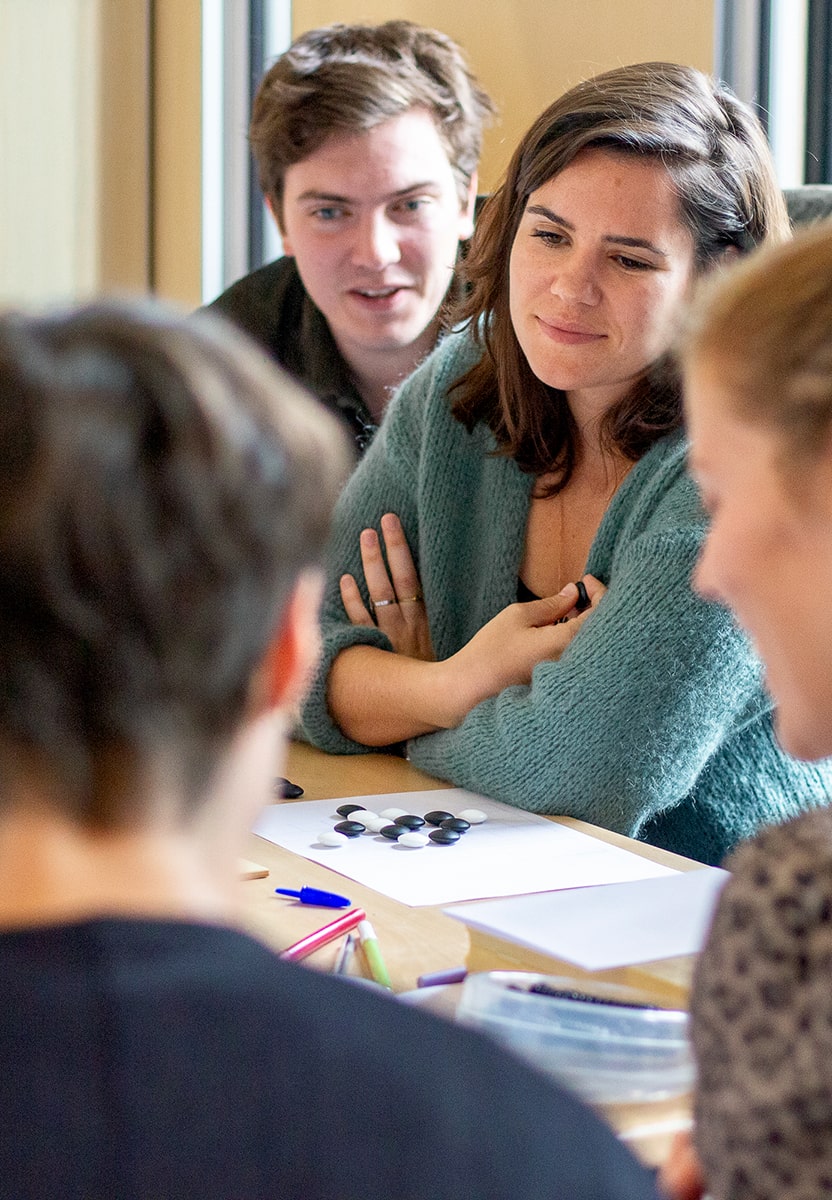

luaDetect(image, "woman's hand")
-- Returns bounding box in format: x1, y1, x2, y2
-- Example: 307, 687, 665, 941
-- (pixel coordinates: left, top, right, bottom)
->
339, 513, 435, 661
446, 575, 606, 717
328, 571, 606, 745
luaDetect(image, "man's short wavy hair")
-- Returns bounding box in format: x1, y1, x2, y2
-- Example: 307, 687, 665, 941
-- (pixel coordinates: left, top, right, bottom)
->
250, 20, 494, 222
0, 299, 349, 827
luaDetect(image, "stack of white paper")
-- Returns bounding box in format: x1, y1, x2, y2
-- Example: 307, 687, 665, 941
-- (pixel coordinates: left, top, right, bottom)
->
447, 866, 729, 969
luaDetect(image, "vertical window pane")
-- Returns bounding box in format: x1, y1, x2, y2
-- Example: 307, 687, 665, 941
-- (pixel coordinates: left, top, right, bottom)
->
200, 0, 290, 303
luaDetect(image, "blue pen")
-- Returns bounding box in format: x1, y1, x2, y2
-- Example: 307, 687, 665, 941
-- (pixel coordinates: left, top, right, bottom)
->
275, 885, 351, 908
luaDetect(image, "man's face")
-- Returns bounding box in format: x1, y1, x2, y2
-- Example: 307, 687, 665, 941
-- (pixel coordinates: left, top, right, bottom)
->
278, 109, 476, 371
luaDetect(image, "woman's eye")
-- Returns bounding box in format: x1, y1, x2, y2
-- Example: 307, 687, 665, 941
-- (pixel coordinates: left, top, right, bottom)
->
615, 255, 654, 271
531, 229, 566, 247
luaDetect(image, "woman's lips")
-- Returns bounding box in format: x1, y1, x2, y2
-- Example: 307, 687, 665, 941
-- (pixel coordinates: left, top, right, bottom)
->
536, 316, 605, 344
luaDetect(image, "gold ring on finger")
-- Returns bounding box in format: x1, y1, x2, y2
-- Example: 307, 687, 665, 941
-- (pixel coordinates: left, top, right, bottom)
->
398, 595, 423, 604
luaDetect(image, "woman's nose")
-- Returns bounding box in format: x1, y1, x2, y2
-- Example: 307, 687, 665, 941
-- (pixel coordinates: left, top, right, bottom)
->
549, 252, 601, 305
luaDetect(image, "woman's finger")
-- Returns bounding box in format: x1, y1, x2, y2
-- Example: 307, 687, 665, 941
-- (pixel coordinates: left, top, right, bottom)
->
339, 573, 375, 627
538, 577, 607, 623
581, 574, 607, 605
524, 590, 578, 627
380, 513, 423, 602
358, 527, 396, 608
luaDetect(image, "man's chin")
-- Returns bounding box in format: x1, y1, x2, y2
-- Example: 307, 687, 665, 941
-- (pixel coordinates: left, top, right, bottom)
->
340, 322, 433, 356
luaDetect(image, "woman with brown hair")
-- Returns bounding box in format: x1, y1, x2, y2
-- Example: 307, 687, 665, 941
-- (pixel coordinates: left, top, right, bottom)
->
300, 61, 832, 866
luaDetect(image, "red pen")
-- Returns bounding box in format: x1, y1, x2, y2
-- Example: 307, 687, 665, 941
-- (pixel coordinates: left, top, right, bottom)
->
279, 906, 367, 963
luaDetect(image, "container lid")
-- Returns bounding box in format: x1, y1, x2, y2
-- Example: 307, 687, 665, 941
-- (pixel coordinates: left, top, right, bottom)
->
458, 971, 693, 1104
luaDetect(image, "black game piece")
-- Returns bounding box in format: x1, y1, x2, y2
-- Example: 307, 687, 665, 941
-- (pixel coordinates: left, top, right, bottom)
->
333, 820, 365, 837
336, 803, 365, 818
380, 824, 408, 840
429, 828, 460, 845
397, 814, 426, 830
274, 777, 304, 799
440, 818, 470, 834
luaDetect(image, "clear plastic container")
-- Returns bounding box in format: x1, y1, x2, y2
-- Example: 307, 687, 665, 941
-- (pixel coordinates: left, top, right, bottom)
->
457, 971, 693, 1105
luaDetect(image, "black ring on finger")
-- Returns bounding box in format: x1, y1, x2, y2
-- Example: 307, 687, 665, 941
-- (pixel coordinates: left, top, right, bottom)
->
574, 580, 590, 612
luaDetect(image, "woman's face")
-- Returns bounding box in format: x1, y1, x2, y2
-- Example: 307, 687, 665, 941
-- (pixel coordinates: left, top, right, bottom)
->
509, 147, 695, 421
687, 356, 832, 761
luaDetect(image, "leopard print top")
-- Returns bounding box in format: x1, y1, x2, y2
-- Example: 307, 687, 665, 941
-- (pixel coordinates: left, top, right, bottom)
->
691, 807, 832, 1200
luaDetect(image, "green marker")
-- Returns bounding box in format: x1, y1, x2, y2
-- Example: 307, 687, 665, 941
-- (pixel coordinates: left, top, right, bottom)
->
357, 919, 393, 991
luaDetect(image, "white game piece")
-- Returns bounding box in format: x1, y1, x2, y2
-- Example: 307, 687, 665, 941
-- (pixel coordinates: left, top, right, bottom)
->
397, 831, 429, 848
362, 814, 388, 833
379, 807, 408, 820
457, 808, 487, 824
317, 831, 349, 847
349, 809, 377, 825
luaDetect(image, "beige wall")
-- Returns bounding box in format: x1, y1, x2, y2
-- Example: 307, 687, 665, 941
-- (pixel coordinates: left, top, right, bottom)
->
151, 0, 202, 305
0, 0, 152, 308
293, 1, 716, 190
1, 0, 103, 305
0, 0, 197, 309
98, 0, 152, 295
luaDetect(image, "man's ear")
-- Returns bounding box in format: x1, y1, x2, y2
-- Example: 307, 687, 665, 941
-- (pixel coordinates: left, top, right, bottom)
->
718, 244, 741, 265
257, 570, 324, 715
265, 195, 292, 254
458, 171, 479, 242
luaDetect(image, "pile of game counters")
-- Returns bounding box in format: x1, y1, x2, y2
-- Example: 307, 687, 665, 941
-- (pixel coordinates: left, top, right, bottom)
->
317, 804, 487, 848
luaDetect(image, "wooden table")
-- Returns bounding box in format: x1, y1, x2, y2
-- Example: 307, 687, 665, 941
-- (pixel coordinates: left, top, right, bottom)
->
241, 741, 699, 995
239, 740, 699, 1165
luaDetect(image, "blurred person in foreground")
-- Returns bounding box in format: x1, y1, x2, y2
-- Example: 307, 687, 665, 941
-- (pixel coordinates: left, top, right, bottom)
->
661, 222, 832, 1200
0, 298, 659, 1200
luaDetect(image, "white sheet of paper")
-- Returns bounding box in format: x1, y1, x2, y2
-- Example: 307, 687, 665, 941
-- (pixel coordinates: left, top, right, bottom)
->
252, 788, 675, 907
447, 865, 729, 968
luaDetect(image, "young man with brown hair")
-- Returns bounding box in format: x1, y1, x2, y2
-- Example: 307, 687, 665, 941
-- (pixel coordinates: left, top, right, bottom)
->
207, 20, 493, 450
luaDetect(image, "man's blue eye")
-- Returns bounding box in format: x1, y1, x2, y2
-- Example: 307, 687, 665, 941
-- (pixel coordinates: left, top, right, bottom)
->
396, 198, 429, 215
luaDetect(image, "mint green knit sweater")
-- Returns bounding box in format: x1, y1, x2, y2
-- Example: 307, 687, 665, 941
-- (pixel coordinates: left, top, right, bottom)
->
300, 330, 832, 866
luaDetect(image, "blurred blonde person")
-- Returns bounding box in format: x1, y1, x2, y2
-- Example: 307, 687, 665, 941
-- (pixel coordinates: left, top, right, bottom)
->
662, 221, 832, 1200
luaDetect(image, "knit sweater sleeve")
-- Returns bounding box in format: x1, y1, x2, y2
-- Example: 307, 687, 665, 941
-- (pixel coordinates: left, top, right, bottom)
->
298, 333, 480, 754
407, 496, 767, 839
